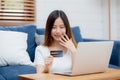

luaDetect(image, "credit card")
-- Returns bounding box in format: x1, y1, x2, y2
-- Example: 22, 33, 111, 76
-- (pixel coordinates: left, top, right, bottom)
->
50, 50, 63, 57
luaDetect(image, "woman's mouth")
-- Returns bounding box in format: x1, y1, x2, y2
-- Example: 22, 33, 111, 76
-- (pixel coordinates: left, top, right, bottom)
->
55, 35, 61, 39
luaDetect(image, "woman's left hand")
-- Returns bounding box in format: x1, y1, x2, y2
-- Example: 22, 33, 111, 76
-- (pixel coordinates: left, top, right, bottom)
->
59, 34, 76, 53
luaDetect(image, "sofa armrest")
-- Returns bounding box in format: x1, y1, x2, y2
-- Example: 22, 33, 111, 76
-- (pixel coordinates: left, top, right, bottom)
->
110, 41, 120, 67
83, 38, 120, 68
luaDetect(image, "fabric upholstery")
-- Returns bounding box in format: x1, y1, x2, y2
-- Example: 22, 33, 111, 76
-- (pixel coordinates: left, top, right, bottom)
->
110, 41, 120, 66
0, 65, 36, 80
71, 26, 83, 43
0, 75, 5, 80
0, 31, 33, 66
0, 24, 36, 62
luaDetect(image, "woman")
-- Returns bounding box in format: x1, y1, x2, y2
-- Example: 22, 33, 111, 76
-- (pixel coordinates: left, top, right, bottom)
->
34, 10, 77, 74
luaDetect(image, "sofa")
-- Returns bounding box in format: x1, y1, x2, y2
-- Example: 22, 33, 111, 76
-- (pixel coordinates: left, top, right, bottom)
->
0, 24, 119, 80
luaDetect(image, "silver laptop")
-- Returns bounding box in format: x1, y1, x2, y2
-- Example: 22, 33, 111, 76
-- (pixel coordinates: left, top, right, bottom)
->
53, 41, 114, 76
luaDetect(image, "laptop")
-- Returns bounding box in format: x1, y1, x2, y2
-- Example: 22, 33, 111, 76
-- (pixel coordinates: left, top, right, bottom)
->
53, 41, 114, 76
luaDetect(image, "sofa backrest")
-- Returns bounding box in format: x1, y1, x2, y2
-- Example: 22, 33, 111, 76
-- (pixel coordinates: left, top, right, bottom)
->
36, 26, 83, 45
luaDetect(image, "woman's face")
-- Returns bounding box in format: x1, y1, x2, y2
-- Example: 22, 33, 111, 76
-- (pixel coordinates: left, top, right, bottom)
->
51, 17, 66, 41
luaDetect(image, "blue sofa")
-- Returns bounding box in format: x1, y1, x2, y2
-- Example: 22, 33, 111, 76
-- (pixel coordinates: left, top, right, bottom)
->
0, 24, 119, 80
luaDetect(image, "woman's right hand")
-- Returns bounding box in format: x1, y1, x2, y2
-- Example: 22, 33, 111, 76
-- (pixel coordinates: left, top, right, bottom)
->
44, 55, 53, 72
45, 55, 53, 65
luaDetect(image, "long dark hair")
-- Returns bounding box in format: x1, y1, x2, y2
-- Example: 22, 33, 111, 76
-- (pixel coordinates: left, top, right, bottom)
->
43, 10, 77, 48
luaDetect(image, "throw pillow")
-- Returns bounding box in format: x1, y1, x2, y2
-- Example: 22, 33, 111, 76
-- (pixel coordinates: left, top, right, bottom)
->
35, 33, 45, 45
0, 31, 33, 66
35, 28, 45, 45
0, 24, 36, 61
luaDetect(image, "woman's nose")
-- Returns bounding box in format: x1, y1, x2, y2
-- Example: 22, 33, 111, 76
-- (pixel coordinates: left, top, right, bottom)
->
56, 28, 60, 33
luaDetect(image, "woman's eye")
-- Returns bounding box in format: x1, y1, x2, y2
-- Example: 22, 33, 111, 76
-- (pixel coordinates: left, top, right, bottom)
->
52, 26, 56, 29
60, 26, 65, 28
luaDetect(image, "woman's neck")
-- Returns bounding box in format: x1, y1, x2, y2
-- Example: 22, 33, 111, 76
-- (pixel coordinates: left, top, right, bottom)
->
51, 41, 63, 49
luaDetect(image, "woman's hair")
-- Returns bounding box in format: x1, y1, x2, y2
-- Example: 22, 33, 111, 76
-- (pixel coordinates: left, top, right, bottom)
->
43, 10, 77, 48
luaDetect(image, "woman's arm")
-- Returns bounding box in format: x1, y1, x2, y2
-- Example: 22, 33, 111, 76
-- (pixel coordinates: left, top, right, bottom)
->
36, 55, 53, 73
36, 65, 50, 73
36, 64, 45, 73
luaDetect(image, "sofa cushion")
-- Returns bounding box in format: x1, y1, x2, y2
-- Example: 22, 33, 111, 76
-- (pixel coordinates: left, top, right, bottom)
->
35, 28, 45, 45
0, 75, 5, 80
0, 31, 33, 66
35, 26, 83, 45
0, 24, 36, 62
109, 64, 120, 69
0, 65, 36, 80
110, 41, 120, 66
71, 26, 83, 43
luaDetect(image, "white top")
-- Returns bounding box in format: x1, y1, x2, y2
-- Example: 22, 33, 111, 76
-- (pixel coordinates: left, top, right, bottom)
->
34, 45, 72, 73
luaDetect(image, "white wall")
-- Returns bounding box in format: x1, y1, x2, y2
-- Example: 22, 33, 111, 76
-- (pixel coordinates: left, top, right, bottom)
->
36, 0, 119, 40
111, 0, 120, 40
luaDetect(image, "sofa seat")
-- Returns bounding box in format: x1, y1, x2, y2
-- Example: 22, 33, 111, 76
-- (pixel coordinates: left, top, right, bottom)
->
0, 74, 5, 80
109, 64, 120, 69
0, 65, 36, 80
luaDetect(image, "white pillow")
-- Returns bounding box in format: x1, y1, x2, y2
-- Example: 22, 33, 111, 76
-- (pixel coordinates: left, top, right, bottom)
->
35, 33, 44, 45
0, 31, 33, 66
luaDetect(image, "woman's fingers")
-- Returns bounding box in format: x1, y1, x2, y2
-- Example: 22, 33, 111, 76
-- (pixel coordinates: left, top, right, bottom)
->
64, 34, 69, 41
61, 35, 67, 42
45, 56, 53, 65
60, 34, 69, 42
59, 34, 70, 47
